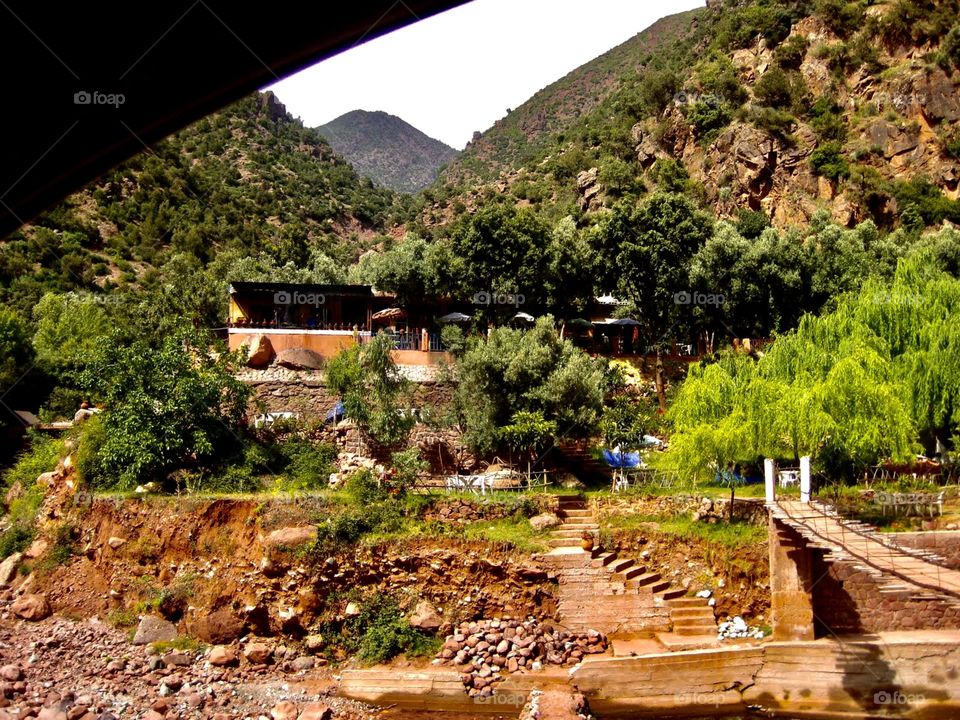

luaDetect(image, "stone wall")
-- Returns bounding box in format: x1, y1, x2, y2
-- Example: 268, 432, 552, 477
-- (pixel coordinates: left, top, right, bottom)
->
812, 555, 960, 633
887, 531, 960, 570
595, 494, 767, 525
423, 495, 556, 524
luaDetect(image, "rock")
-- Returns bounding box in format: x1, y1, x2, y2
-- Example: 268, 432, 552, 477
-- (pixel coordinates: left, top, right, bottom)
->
0, 553, 22, 587
106, 537, 126, 550
131, 616, 177, 645
0, 665, 22, 682
25, 538, 49, 559
244, 334, 275, 368
72, 408, 98, 425
528, 512, 560, 531
142, 712, 164, 720
408, 600, 442, 631
303, 634, 325, 654
298, 704, 332, 720
37, 709, 67, 720
11, 593, 51, 621
162, 651, 192, 667
208, 645, 238, 666
189, 607, 245, 644
344, 602, 360, 617
275, 348, 325, 371
291, 656, 314, 671
270, 701, 298, 720
265, 527, 317, 549
244, 642, 272, 664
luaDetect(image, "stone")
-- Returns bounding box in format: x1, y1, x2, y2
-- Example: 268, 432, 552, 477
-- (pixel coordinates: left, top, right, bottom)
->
265, 527, 317, 549
303, 634, 325, 653
37, 709, 67, 720
162, 651, 192, 667
131, 616, 177, 645
0, 553, 22, 587
528, 512, 560, 531
0, 665, 22, 682
244, 334, 275, 368
11, 593, 51, 621
276, 348, 325, 371
208, 645, 238, 666
244, 642, 272, 664
269, 701, 298, 720
142, 712, 164, 720
408, 600, 442, 631
188, 607, 245, 644
298, 704, 332, 720
344, 602, 360, 617
106, 537, 126, 550
291, 656, 314, 671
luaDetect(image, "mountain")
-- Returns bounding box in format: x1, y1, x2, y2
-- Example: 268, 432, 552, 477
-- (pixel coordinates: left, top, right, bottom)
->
317, 110, 459, 193
0, 91, 411, 317
428, 0, 960, 232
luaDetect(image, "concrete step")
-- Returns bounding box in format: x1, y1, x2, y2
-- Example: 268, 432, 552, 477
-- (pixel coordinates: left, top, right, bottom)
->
551, 527, 598, 538
590, 552, 617, 568
672, 617, 716, 629
562, 509, 593, 518
562, 516, 596, 525
674, 625, 718, 636
654, 632, 720, 651
548, 538, 585, 548
607, 559, 635, 574
670, 607, 715, 620
655, 587, 687, 601
668, 597, 708, 608
611, 565, 647, 582
625, 572, 662, 590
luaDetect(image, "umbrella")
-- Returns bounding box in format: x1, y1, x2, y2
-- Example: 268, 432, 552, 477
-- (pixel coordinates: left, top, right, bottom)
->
438, 312, 471, 323
512, 312, 535, 322
372, 307, 406, 321
609, 317, 640, 326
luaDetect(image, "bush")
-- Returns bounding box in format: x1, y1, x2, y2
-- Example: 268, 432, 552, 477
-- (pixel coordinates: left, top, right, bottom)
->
753, 67, 796, 109
349, 594, 439, 664
686, 100, 733, 139
735, 209, 772, 240
815, 0, 866, 38
774, 33, 809, 69
810, 141, 850, 180
344, 468, 387, 506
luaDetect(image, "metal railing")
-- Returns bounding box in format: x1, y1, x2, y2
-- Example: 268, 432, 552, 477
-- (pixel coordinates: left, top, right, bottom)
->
773, 498, 959, 601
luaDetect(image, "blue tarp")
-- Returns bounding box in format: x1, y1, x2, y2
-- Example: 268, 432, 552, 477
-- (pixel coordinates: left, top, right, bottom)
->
602, 449, 642, 469
325, 401, 345, 424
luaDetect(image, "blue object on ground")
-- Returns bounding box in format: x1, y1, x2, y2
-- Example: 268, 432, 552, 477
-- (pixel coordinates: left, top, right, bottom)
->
602, 449, 642, 468
325, 401, 345, 424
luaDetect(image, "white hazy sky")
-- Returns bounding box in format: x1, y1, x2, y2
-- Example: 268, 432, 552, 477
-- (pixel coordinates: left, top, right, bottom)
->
265, 0, 704, 149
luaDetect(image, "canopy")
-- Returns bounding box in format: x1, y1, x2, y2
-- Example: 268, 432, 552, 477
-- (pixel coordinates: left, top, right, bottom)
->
372, 307, 406, 321
438, 312, 471, 323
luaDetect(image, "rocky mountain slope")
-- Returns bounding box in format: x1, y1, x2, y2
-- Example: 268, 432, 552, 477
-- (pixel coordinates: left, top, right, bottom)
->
429, 0, 960, 232
318, 110, 459, 193
0, 92, 410, 316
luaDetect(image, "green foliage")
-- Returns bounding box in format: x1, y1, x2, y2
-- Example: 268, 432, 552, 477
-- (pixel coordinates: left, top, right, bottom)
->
388, 448, 428, 492
814, 0, 866, 37
686, 99, 734, 139
810, 141, 850, 180
734, 209, 771, 240
453, 316, 605, 454
0, 307, 33, 398
344, 468, 388, 506
326, 332, 414, 445
0, 435, 63, 556
753, 67, 797, 110
340, 593, 439, 664
648, 159, 690, 194
774, 33, 810, 69
79, 327, 251, 489
600, 395, 656, 449
32, 293, 113, 374
500, 410, 557, 467
940, 24, 960, 71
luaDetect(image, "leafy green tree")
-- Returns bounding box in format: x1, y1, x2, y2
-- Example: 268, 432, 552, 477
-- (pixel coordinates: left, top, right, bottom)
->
326, 332, 414, 446
453, 316, 604, 454
0, 307, 33, 398
79, 328, 251, 489
32, 293, 113, 375
544, 217, 596, 326
500, 410, 557, 476
810, 141, 850, 180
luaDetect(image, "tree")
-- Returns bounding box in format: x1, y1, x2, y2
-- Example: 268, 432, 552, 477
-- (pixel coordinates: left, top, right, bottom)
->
32, 292, 113, 375
326, 332, 414, 446
79, 328, 251, 489
453, 316, 605, 454
0, 307, 33, 398
544, 217, 596, 327
500, 410, 557, 478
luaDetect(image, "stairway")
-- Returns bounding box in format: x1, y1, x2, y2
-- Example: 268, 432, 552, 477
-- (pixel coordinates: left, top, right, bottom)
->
548, 495, 599, 548
541, 499, 716, 640
554, 442, 610, 486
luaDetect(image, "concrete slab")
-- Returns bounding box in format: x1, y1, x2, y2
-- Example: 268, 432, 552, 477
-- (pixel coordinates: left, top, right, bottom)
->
610, 637, 665, 657
655, 631, 721, 651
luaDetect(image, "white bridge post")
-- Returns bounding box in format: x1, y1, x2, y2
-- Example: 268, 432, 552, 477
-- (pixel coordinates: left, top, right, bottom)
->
764, 458, 776, 504
800, 456, 811, 503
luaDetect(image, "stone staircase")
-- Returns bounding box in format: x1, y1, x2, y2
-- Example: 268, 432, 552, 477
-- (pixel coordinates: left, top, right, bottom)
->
541, 498, 717, 642
554, 442, 610, 486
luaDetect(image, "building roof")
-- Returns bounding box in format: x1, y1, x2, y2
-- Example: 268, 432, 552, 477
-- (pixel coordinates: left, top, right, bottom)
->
228, 281, 373, 297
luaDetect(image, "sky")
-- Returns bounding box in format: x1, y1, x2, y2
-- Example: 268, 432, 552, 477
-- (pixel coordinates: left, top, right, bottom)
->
265, 0, 704, 150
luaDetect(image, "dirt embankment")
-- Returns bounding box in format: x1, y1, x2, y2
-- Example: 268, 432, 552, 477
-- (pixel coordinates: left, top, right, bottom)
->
11, 496, 555, 645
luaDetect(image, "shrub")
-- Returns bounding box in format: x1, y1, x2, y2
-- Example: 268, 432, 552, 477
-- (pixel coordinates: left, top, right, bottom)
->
686, 100, 733, 139
735, 209, 772, 240
774, 33, 809, 69
815, 0, 866, 38
753, 67, 795, 109
810, 141, 850, 180
349, 594, 439, 664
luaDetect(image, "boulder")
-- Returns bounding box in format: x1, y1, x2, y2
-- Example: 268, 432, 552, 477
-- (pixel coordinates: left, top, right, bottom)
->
270, 702, 298, 720
304, 634, 325, 653
11, 593, 51, 621
243, 642, 272, 664
131, 615, 177, 645
207, 645, 238, 666
0, 552, 23, 587
528, 512, 560, 531
72, 408, 98, 425
275, 348, 325, 371
107, 537, 126, 550
244, 334, 275, 367
188, 607, 245, 644
0, 664, 23, 681
265, 526, 317, 549
409, 600, 442, 631
299, 704, 333, 720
